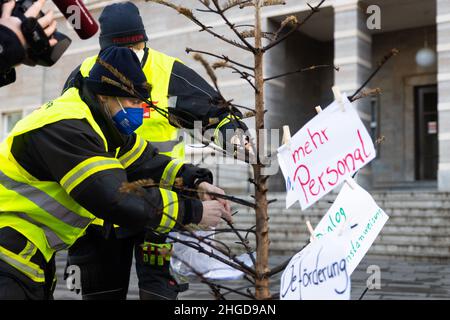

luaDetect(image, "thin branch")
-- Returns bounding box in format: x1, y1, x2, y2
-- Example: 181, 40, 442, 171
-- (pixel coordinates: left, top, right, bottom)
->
124, 177, 257, 209
189, 130, 255, 164
359, 286, 370, 300
160, 205, 257, 276
193, 53, 223, 98
234, 24, 256, 28
122, 180, 257, 276
211, 228, 256, 234
263, 0, 326, 52
265, 242, 309, 277
264, 64, 339, 82
273, 15, 298, 41
171, 252, 225, 300
351, 87, 382, 101
350, 48, 399, 101
211, 0, 256, 52
261, 0, 286, 8
213, 61, 258, 92
186, 47, 254, 71
230, 102, 259, 113
245, 225, 257, 241
240, 29, 275, 41
222, 0, 254, 12
165, 232, 255, 276
190, 54, 257, 149
211, 283, 255, 299
219, 284, 256, 300
223, 217, 256, 267
146, 0, 253, 52
183, 230, 234, 256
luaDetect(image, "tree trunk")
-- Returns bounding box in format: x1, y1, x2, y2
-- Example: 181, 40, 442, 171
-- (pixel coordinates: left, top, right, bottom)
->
253, 0, 270, 300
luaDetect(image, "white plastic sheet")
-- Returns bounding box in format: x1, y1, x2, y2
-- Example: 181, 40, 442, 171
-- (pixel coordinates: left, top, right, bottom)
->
170, 230, 254, 281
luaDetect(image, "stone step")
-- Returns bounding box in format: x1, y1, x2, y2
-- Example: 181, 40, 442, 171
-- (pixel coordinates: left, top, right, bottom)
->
231, 206, 450, 216
359, 250, 450, 262
372, 192, 450, 199
212, 244, 450, 263
218, 191, 450, 261
245, 197, 450, 206
216, 237, 450, 256
217, 242, 450, 262
218, 220, 450, 235
244, 199, 450, 210
255, 192, 450, 201
265, 201, 450, 211
217, 230, 450, 245
217, 226, 450, 239
264, 245, 450, 261
231, 211, 450, 220
229, 215, 450, 227
233, 200, 450, 217
265, 240, 450, 253
376, 234, 450, 245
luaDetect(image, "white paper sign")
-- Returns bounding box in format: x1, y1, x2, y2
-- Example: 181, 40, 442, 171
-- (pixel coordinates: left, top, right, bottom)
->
313, 182, 389, 275
277, 95, 376, 210
280, 234, 351, 300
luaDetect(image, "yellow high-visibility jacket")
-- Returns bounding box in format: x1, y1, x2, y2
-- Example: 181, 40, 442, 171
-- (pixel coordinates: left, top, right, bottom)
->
0, 88, 185, 282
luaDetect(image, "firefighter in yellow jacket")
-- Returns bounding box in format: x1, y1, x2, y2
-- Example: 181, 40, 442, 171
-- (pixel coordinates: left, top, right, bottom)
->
0, 46, 231, 300
62, 2, 246, 300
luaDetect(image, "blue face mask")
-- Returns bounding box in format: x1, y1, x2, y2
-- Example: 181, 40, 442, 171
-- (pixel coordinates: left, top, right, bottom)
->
111, 98, 144, 135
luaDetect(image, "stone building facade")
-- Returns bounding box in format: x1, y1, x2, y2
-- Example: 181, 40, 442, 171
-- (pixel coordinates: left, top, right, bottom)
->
0, 0, 448, 192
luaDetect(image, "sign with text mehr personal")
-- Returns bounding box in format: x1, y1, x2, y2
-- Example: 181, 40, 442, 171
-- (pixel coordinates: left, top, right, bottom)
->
277, 95, 376, 210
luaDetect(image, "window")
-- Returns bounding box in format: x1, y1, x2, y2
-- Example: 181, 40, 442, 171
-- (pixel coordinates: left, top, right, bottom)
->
370, 96, 381, 158
2, 111, 23, 141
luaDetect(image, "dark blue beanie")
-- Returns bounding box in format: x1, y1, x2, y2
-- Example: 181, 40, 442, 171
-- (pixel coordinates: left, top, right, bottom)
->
85, 46, 149, 99
99, 2, 148, 50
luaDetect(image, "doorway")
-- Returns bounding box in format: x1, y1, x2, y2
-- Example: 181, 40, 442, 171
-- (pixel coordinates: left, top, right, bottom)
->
414, 84, 438, 180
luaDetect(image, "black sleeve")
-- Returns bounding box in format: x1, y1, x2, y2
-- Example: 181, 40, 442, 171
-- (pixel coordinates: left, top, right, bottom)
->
0, 25, 26, 87
121, 135, 213, 188
118, 135, 210, 225
61, 64, 81, 94
11, 119, 108, 182
169, 61, 219, 119
169, 61, 249, 147
11, 119, 202, 228
0, 68, 16, 88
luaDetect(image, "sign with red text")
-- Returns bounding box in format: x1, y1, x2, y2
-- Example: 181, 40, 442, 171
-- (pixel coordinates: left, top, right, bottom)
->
313, 182, 389, 275
280, 233, 351, 300
277, 95, 376, 209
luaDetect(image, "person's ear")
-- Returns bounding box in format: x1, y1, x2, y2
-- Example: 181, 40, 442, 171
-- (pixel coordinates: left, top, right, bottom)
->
97, 95, 108, 103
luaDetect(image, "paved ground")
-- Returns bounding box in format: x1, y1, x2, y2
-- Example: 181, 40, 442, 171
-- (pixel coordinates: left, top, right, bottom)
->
54, 252, 450, 300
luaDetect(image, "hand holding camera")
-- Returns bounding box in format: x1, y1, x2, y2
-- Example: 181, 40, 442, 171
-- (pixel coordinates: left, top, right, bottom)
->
0, 0, 57, 48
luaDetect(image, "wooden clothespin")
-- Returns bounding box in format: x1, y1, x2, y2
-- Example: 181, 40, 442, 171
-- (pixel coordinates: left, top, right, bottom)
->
337, 216, 355, 237
282, 125, 292, 150
337, 221, 346, 237
345, 177, 357, 190
315, 105, 354, 190
332, 86, 345, 112
315, 105, 323, 114
306, 220, 317, 242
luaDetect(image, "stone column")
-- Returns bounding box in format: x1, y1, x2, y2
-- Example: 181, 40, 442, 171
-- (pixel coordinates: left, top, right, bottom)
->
437, 0, 450, 191
333, 0, 373, 188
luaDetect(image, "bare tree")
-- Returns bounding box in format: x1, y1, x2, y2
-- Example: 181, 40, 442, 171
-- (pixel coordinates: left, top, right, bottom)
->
144, 0, 332, 300
105, 0, 398, 300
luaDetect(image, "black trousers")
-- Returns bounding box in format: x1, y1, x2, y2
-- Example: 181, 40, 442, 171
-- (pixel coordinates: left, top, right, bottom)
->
0, 227, 56, 300
67, 225, 182, 300
0, 260, 55, 300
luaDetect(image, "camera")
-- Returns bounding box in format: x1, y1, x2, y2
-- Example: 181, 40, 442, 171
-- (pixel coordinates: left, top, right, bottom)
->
1, 0, 72, 66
